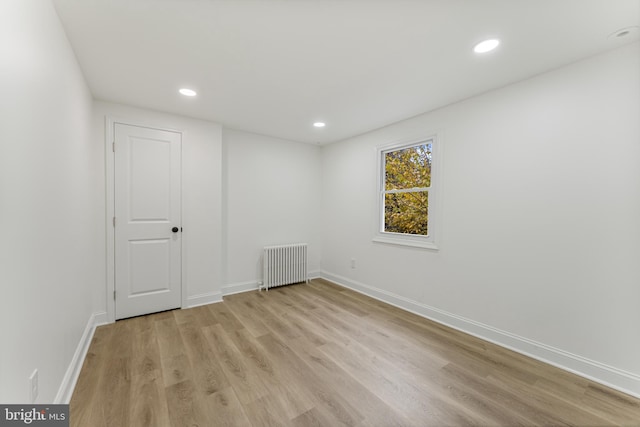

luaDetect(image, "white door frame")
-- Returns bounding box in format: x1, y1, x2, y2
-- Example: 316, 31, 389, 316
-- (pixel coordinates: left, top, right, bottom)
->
105, 116, 187, 323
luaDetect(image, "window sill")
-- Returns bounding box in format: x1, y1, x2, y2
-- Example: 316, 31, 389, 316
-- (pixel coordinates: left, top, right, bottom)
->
372, 235, 439, 250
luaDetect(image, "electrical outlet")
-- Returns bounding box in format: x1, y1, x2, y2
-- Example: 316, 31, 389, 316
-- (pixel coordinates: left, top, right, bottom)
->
350, 258, 356, 269
29, 369, 38, 403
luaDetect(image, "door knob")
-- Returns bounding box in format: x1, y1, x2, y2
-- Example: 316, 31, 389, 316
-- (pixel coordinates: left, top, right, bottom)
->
172, 227, 179, 233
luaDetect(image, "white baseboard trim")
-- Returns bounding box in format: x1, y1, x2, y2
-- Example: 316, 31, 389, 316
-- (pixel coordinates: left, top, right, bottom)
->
221, 271, 322, 297
92, 311, 109, 327
308, 270, 321, 280
320, 270, 640, 399
223, 281, 259, 296
54, 311, 108, 404
186, 291, 223, 308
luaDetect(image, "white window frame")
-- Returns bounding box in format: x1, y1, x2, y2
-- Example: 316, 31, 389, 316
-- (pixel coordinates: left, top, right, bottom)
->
373, 135, 440, 250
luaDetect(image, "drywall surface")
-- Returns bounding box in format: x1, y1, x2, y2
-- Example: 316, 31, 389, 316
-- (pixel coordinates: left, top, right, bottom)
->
321, 43, 640, 392
223, 129, 322, 290
0, 0, 100, 403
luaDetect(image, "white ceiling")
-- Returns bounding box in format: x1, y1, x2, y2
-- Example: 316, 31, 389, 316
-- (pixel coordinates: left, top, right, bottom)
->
52, 0, 639, 144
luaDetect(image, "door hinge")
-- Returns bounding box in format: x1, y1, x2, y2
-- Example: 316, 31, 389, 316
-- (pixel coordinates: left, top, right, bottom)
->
112, 142, 115, 152
113, 217, 116, 227
113, 290, 116, 300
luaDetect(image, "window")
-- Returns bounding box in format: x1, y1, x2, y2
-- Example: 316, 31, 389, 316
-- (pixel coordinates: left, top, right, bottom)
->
374, 137, 438, 249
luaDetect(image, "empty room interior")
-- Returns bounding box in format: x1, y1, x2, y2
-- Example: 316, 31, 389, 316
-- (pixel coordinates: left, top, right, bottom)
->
2, 0, 640, 425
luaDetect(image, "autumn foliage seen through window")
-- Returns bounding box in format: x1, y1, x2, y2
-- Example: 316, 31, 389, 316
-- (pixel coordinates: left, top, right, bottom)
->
383, 142, 432, 236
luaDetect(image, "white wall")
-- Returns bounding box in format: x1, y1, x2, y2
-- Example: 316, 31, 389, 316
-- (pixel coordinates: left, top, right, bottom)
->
91, 109, 323, 305
321, 43, 640, 395
0, 0, 101, 403
3, 0, 637, 402
92, 101, 224, 309
223, 129, 322, 292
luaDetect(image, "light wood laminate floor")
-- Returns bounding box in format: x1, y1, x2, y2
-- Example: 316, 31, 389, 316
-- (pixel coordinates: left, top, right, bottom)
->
70, 279, 640, 426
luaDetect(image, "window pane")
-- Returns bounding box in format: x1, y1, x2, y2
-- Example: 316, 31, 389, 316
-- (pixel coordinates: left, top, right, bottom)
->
385, 143, 431, 190
384, 191, 428, 235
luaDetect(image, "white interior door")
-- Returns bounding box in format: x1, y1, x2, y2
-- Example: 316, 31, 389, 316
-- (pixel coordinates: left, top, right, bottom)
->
114, 123, 182, 319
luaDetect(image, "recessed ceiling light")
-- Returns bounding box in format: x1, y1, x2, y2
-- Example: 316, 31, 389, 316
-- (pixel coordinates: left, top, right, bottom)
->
179, 88, 197, 97
313, 122, 326, 128
608, 26, 639, 39
474, 39, 500, 53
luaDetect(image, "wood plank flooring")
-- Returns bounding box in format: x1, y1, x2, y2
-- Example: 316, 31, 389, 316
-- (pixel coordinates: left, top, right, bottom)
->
70, 279, 640, 426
